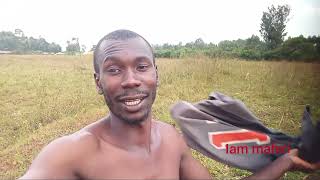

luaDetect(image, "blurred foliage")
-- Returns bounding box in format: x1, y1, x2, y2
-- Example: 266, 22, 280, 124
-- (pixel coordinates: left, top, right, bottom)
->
0, 29, 61, 54
154, 35, 320, 61
66, 37, 81, 55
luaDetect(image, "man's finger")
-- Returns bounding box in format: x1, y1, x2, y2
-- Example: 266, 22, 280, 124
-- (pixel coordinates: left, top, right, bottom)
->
292, 156, 318, 171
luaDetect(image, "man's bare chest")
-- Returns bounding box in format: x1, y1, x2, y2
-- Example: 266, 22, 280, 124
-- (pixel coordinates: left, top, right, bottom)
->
77, 144, 181, 179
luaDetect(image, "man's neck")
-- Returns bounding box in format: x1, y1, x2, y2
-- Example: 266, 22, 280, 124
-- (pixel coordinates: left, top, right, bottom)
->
107, 113, 155, 153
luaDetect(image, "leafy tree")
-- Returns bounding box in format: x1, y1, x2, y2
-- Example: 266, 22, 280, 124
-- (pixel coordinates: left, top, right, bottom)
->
218, 39, 246, 56
260, 5, 291, 50
90, 45, 96, 52
48, 42, 61, 53
280, 35, 318, 60
0, 31, 19, 51
81, 45, 86, 53
14, 29, 24, 37
245, 35, 265, 51
238, 35, 267, 59
308, 35, 320, 55
66, 38, 80, 55
194, 38, 205, 48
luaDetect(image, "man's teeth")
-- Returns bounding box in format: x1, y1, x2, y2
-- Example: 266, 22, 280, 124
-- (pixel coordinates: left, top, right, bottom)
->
124, 99, 141, 106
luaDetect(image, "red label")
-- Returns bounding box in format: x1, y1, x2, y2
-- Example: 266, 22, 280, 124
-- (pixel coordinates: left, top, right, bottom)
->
208, 129, 270, 149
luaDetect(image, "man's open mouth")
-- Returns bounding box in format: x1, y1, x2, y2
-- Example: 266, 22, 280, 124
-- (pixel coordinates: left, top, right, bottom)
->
124, 99, 142, 106
119, 94, 148, 108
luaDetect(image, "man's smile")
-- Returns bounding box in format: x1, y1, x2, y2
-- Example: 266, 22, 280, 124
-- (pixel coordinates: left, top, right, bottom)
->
124, 99, 142, 106
117, 93, 148, 112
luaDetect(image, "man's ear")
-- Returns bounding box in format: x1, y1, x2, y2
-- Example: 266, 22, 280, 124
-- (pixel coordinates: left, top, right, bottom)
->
94, 73, 103, 95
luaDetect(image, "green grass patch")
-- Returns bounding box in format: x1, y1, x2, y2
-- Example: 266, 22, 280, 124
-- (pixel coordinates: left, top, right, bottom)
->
0, 55, 319, 179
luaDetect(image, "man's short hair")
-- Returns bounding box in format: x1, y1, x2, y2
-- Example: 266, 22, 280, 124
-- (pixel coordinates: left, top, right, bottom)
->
93, 29, 155, 73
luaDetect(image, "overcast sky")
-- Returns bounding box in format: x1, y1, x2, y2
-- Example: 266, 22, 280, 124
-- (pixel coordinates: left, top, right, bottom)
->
1, 0, 319, 50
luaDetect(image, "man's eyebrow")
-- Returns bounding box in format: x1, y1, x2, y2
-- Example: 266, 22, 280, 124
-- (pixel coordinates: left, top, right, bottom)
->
103, 56, 153, 65
135, 56, 152, 62
103, 56, 121, 64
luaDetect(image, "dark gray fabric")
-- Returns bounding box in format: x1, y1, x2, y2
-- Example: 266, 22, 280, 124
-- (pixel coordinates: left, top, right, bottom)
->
170, 92, 317, 172
298, 106, 320, 163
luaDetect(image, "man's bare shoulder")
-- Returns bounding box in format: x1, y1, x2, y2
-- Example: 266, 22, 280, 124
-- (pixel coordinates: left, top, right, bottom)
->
36, 127, 100, 163
153, 120, 183, 142
20, 123, 101, 179
154, 120, 176, 131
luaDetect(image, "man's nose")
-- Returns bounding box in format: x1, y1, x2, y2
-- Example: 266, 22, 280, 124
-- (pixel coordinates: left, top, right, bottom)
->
121, 70, 141, 88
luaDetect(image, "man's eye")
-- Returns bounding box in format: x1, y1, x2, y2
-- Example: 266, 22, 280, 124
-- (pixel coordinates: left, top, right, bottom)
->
137, 64, 149, 71
107, 68, 121, 74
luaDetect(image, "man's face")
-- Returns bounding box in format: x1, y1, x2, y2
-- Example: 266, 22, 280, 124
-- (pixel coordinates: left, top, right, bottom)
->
95, 38, 157, 125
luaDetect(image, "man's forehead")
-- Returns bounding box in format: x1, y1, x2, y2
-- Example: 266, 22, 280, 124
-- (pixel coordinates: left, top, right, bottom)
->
96, 38, 153, 65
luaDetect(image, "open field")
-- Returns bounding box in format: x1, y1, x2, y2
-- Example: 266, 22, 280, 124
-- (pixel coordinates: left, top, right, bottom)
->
0, 55, 319, 179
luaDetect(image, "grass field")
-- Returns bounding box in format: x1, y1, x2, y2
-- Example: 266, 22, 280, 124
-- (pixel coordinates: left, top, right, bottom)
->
0, 55, 319, 179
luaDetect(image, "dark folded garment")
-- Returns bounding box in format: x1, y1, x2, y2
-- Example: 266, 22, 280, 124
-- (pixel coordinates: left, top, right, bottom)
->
298, 105, 320, 163
170, 92, 319, 171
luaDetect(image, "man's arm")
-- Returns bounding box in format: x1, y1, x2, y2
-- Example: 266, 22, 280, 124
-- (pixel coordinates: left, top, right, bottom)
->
244, 152, 293, 180
180, 147, 212, 180
179, 134, 212, 180
19, 136, 79, 179
245, 149, 320, 180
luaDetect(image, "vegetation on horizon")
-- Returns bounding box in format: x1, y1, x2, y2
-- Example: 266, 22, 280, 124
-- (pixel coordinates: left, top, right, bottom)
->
0, 29, 61, 54
154, 5, 320, 61
1, 5, 319, 61
154, 35, 320, 61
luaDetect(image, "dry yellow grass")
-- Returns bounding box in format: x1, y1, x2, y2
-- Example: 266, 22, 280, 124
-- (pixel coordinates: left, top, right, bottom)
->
0, 55, 319, 179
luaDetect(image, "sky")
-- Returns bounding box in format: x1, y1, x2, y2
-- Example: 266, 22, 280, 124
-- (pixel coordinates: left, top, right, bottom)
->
1, 0, 319, 51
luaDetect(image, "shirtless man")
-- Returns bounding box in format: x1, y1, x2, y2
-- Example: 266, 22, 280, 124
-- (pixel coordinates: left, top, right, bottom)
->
21, 30, 319, 179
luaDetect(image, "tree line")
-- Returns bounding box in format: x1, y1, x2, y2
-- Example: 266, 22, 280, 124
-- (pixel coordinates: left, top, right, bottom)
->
154, 5, 320, 61
0, 5, 319, 61
0, 29, 61, 54
154, 35, 320, 61
0, 29, 84, 55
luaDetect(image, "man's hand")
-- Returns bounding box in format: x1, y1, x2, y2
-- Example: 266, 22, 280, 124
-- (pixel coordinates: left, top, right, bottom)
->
244, 148, 320, 180
288, 149, 320, 172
